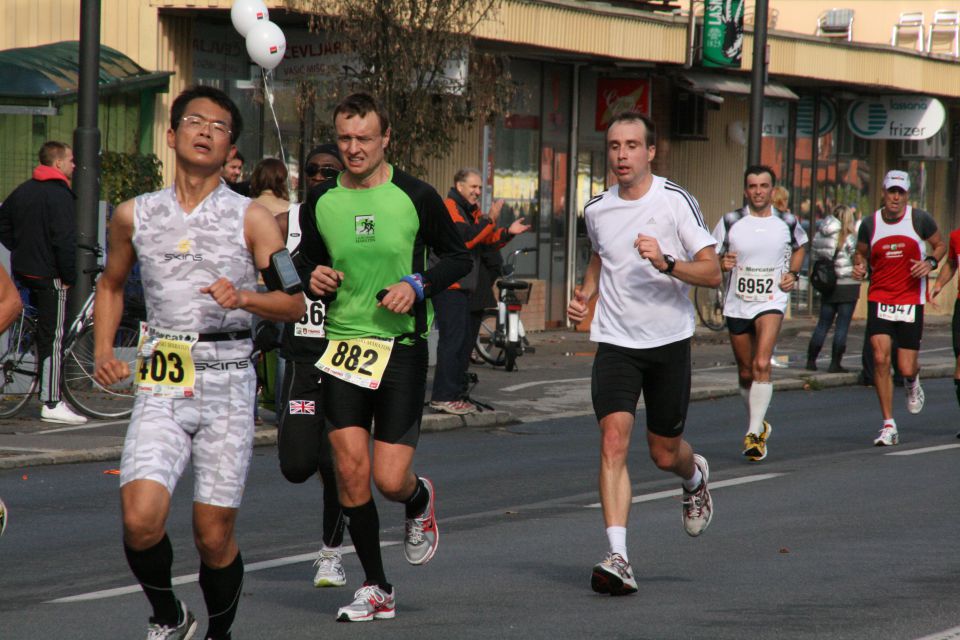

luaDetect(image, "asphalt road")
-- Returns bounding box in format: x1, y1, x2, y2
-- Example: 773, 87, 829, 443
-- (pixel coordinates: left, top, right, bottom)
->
2, 379, 960, 639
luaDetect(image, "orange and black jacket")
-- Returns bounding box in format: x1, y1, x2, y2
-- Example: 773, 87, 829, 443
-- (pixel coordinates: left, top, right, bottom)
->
443, 188, 511, 292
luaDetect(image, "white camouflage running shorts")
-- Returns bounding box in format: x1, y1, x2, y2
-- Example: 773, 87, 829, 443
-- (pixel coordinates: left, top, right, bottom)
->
120, 361, 256, 508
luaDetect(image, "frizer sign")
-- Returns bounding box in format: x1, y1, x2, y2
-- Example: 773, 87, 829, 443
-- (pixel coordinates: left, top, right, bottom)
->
847, 96, 945, 140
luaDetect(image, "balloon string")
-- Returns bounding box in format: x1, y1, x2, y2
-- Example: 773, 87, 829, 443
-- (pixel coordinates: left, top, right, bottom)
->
262, 67, 287, 170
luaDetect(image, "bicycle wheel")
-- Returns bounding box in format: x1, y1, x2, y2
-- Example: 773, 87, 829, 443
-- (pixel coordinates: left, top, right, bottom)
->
0, 316, 39, 418
62, 323, 139, 419
694, 285, 726, 331
475, 309, 506, 366
504, 341, 518, 372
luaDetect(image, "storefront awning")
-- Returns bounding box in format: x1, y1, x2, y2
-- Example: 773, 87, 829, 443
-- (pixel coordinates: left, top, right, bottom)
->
680, 72, 799, 101
0, 41, 172, 115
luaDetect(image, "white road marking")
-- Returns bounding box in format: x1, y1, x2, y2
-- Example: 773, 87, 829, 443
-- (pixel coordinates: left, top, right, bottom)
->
585, 473, 783, 508
46, 541, 400, 604
37, 420, 128, 434
502, 377, 589, 392
885, 444, 960, 457
913, 625, 960, 640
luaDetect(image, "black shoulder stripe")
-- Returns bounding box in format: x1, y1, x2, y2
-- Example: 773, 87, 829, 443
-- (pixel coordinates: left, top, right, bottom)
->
583, 192, 605, 213
664, 182, 706, 229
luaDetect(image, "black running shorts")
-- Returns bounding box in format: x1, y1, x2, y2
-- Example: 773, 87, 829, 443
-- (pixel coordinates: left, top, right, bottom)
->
953, 299, 960, 359
277, 359, 332, 484
321, 340, 428, 447
591, 338, 691, 437
865, 301, 923, 351
725, 309, 784, 336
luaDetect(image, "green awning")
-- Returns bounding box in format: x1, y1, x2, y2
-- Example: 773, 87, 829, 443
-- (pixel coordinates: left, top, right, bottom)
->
0, 41, 171, 114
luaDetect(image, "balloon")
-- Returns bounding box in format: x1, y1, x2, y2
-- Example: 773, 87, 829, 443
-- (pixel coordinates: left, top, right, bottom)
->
245, 20, 287, 70
231, 0, 269, 37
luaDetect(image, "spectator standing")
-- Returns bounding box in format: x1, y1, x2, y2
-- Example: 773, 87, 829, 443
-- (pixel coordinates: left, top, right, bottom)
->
223, 150, 249, 196
430, 168, 530, 415
806, 205, 861, 372
0, 141, 86, 425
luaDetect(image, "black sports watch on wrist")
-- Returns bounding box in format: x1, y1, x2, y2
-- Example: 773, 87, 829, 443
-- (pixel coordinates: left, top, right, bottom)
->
660, 254, 676, 274
789, 270, 800, 279
925, 256, 939, 269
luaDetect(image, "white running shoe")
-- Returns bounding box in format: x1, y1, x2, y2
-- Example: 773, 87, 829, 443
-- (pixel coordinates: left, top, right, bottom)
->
404, 477, 438, 565
906, 379, 925, 414
682, 454, 713, 537
145, 601, 197, 640
337, 584, 396, 622
313, 547, 346, 587
591, 552, 638, 596
873, 425, 899, 446
0, 496, 7, 536
40, 401, 87, 425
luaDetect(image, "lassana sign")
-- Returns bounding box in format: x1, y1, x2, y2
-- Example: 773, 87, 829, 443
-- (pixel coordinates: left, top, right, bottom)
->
702, 0, 745, 69
847, 96, 945, 140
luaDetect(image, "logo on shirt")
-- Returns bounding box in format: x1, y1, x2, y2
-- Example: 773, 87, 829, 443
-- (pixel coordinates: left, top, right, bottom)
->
882, 242, 904, 259
163, 237, 204, 262
355, 215, 376, 243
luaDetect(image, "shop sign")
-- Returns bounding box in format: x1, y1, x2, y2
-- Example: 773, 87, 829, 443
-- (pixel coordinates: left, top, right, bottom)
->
762, 101, 789, 138
273, 29, 354, 82
796, 96, 836, 137
702, 0, 745, 69
193, 24, 248, 78
847, 95, 945, 140
595, 78, 651, 132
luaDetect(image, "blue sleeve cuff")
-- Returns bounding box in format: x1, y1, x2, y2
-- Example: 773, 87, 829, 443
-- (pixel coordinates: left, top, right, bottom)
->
401, 273, 425, 301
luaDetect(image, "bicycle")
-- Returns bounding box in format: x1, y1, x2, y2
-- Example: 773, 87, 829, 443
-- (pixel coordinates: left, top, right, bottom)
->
694, 271, 728, 332
0, 244, 142, 420
475, 247, 534, 372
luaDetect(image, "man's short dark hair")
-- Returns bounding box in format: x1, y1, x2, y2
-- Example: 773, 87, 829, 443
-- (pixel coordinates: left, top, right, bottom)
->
38, 141, 70, 166
744, 165, 777, 188
607, 111, 656, 148
454, 168, 481, 184
232, 150, 245, 164
170, 85, 243, 144
333, 93, 390, 135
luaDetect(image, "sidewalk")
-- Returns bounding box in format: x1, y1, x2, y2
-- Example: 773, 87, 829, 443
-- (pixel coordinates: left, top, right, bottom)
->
0, 314, 955, 470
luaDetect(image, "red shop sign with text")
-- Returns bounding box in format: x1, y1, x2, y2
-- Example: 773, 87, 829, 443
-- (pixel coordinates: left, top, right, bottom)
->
596, 78, 651, 131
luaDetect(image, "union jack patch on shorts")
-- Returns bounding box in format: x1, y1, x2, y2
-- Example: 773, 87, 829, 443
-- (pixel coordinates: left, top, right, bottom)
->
289, 400, 316, 415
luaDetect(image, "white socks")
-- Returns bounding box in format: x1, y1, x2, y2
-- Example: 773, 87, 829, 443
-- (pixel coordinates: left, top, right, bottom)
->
683, 465, 703, 493
747, 382, 773, 435
606, 526, 628, 559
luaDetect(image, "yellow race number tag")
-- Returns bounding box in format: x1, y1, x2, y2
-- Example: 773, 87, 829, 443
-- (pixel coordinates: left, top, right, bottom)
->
316, 337, 394, 389
135, 323, 199, 398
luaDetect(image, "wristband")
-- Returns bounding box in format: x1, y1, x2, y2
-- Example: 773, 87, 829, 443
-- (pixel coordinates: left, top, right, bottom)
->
401, 273, 425, 301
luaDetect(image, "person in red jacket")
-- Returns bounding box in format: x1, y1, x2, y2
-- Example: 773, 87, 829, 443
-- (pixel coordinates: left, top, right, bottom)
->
429, 168, 530, 414
0, 141, 86, 425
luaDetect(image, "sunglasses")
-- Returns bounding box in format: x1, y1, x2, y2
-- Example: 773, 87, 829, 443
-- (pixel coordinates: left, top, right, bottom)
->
305, 164, 340, 180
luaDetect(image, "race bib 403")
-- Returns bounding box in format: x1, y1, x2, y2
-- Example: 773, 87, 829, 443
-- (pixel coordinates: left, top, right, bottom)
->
135, 323, 199, 398
316, 337, 394, 389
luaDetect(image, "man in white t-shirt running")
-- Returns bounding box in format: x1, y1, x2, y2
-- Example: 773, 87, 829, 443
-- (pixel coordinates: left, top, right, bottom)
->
712, 166, 807, 462
568, 111, 720, 597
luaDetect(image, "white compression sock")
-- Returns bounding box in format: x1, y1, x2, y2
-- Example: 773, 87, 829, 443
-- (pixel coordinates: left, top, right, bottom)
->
606, 526, 628, 559
747, 382, 773, 435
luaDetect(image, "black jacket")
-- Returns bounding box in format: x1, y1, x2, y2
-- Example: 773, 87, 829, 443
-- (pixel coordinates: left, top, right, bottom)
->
0, 172, 77, 285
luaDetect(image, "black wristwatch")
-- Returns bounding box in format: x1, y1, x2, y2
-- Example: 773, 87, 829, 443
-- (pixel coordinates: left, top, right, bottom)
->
925, 256, 939, 269
660, 254, 676, 274
788, 270, 800, 279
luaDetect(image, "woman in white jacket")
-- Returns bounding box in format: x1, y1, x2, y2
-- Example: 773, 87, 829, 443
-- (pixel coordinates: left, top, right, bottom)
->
806, 205, 861, 372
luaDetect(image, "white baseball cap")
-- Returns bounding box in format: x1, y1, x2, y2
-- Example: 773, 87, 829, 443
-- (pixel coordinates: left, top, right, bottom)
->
883, 170, 910, 192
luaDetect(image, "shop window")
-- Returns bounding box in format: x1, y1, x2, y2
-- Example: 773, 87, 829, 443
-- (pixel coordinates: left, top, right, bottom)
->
901, 127, 950, 160
672, 90, 709, 140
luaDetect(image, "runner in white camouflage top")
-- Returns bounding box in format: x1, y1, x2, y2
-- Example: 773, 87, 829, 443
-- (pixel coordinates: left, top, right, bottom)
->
93, 85, 304, 640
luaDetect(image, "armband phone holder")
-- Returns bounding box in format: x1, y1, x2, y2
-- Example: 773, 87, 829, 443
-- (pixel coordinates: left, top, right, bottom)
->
262, 248, 303, 295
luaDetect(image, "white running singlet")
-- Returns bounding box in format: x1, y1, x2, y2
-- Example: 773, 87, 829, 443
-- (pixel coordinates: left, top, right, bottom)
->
712, 209, 807, 319
585, 176, 716, 349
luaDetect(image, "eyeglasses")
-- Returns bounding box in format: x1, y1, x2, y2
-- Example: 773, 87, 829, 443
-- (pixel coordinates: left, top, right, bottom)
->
305, 164, 340, 180
181, 115, 232, 137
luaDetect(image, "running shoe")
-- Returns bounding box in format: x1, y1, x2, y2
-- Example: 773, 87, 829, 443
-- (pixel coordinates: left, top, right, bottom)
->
0, 497, 7, 537
906, 379, 925, 414
590, 552, 638, 596
336, 583, 396, 622
40, 402, 87, 425
429, 400, 476, 415
743, 421, 773, 461
145, 601, 197, 640
404, 477, 438, 565
682, 454, 713, 537
873, 425, 899, 446
313, 547, 346, 588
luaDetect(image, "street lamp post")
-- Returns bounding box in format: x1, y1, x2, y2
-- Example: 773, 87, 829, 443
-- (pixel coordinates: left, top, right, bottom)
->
747, 0, 769, 167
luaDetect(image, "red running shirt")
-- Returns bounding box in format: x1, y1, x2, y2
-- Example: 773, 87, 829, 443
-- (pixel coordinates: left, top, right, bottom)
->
858, 206, 937, 305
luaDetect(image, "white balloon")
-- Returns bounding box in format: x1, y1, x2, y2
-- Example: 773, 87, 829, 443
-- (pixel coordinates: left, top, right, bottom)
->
231, 0, 269, 37
246, 20, 287, 70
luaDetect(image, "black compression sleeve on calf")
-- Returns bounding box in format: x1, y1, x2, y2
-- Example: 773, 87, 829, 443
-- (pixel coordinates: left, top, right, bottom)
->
124, 534, 180, 625
199, 551, 244, 640
319, 465, 345, 548
403, 477, 429, 519
343, 500, 389, 589
954, 379, 960, 408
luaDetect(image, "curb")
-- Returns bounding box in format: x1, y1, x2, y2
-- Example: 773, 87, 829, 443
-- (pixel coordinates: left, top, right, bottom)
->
0, 410, 517, 471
